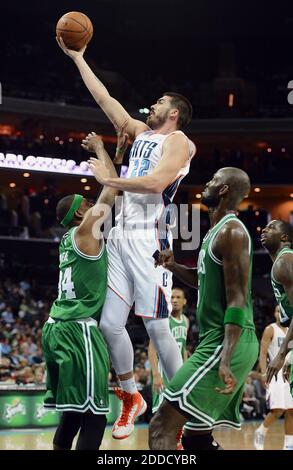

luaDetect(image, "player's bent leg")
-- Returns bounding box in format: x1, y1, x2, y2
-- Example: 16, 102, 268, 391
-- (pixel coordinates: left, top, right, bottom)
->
144, 318, 183, 381
53, 411, 82, 450
149, 399, 187, 450
101, 291, 147, 440
75, 412, 107, 450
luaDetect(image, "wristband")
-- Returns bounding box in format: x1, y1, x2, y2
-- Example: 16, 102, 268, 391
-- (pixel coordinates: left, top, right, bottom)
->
224, 306, 246, 328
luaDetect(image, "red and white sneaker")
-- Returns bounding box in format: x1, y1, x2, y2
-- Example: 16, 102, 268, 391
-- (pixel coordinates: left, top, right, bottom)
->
176, 428, 184, 450
112, 388, 147, 440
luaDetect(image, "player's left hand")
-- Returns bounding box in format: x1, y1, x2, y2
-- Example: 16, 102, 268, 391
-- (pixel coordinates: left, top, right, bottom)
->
282, 361, 291, 383
266, 354, 285, 385
216, 363, 237, 394
88, 157, 111, 185
82, 132, 104, 153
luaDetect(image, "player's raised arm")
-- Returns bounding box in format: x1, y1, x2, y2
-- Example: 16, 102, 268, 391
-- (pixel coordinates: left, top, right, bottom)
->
215, 223, 250, 394
266, 254, 293, 384
88, 132, 191, 194
56, 37, 148, 139
75, 131, 127, 254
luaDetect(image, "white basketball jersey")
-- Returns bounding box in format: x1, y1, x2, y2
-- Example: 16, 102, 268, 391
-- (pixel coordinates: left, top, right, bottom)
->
267, 322, 288, 362
116, 130, 195, 228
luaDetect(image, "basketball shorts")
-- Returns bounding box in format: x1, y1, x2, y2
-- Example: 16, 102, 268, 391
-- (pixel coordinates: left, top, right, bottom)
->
163, 328, 259, 431
106, 225, 173, 318
42, 317, 110, 414
266, 369, 293, 410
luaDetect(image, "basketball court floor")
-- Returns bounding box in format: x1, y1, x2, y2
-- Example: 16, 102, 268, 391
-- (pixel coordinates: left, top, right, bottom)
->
0, 421, 286, 450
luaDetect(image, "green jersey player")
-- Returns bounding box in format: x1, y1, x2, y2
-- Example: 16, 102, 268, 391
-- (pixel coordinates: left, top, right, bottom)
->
149, 288, 189, 413
262, 220, 293, 448
149, 167, 259, 450
42, 129, 127, 450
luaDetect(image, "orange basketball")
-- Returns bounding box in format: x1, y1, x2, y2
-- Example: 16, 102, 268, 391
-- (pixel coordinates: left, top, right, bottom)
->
56, 12, 93, 51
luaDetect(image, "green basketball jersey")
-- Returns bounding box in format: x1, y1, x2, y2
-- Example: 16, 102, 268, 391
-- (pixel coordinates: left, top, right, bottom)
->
50, 227, 107, 321
196, 213, 255, 341
271, 247, 293, 326
169, 314, 188, 359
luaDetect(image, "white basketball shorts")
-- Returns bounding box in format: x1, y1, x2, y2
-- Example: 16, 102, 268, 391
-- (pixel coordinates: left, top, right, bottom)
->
266, 370, 293, 410
106, 225, 173, 318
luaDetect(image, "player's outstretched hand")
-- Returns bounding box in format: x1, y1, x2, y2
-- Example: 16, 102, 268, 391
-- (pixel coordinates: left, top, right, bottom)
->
81, 132, 104, 153
216, 363, 237, 394
153, 249, 175, 269
282, 361, 291, 383
88, 157, 111, 185
266, 354, 285, 385
56, 35, 87, 60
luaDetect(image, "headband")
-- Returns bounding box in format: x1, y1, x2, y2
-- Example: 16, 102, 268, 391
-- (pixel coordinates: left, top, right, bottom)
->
61, 194, 84, 227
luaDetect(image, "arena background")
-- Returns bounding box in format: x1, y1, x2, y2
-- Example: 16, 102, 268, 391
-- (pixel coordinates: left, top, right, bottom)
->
0, 0, 292, 451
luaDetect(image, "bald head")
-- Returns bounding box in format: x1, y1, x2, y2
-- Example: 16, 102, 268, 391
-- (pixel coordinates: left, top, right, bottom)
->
218, 167, 251, 203
202, 167, 251, 209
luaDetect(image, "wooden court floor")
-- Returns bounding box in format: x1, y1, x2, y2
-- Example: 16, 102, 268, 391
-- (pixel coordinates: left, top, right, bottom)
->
0, 421, 287, 450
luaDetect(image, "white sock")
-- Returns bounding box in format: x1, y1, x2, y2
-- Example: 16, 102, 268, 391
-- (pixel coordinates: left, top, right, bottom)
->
258, 423, 268, 434
119, 378, 137, 394
283, 435, 293, 450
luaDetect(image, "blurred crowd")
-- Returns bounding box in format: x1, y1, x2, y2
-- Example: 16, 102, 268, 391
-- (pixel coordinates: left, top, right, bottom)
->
0, 279, 52, 384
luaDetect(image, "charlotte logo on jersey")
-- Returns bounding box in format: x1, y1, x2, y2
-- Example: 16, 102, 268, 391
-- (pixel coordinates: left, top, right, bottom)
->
3, 399, 26, 421
288, 81, 293, 105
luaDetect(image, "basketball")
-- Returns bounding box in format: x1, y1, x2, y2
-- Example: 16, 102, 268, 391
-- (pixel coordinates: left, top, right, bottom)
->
56, 12, 93, 51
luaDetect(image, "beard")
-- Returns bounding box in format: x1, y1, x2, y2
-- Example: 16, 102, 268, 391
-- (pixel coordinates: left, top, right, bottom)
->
146, 110, 169, 129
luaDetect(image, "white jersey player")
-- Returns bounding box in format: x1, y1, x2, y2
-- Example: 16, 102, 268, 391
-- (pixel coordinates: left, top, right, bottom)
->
254, 305, 293, 450
57, 38, 196, 439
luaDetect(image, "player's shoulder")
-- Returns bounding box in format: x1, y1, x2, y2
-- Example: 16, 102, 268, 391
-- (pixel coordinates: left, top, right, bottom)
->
273, 250, 293, 278
263, 323, 275, 338
218, 218, 249, 243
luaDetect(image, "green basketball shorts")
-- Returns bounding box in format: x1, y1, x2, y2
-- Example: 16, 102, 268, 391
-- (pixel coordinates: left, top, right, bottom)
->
163, 328, 259, 431
42, 317, 110, 414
